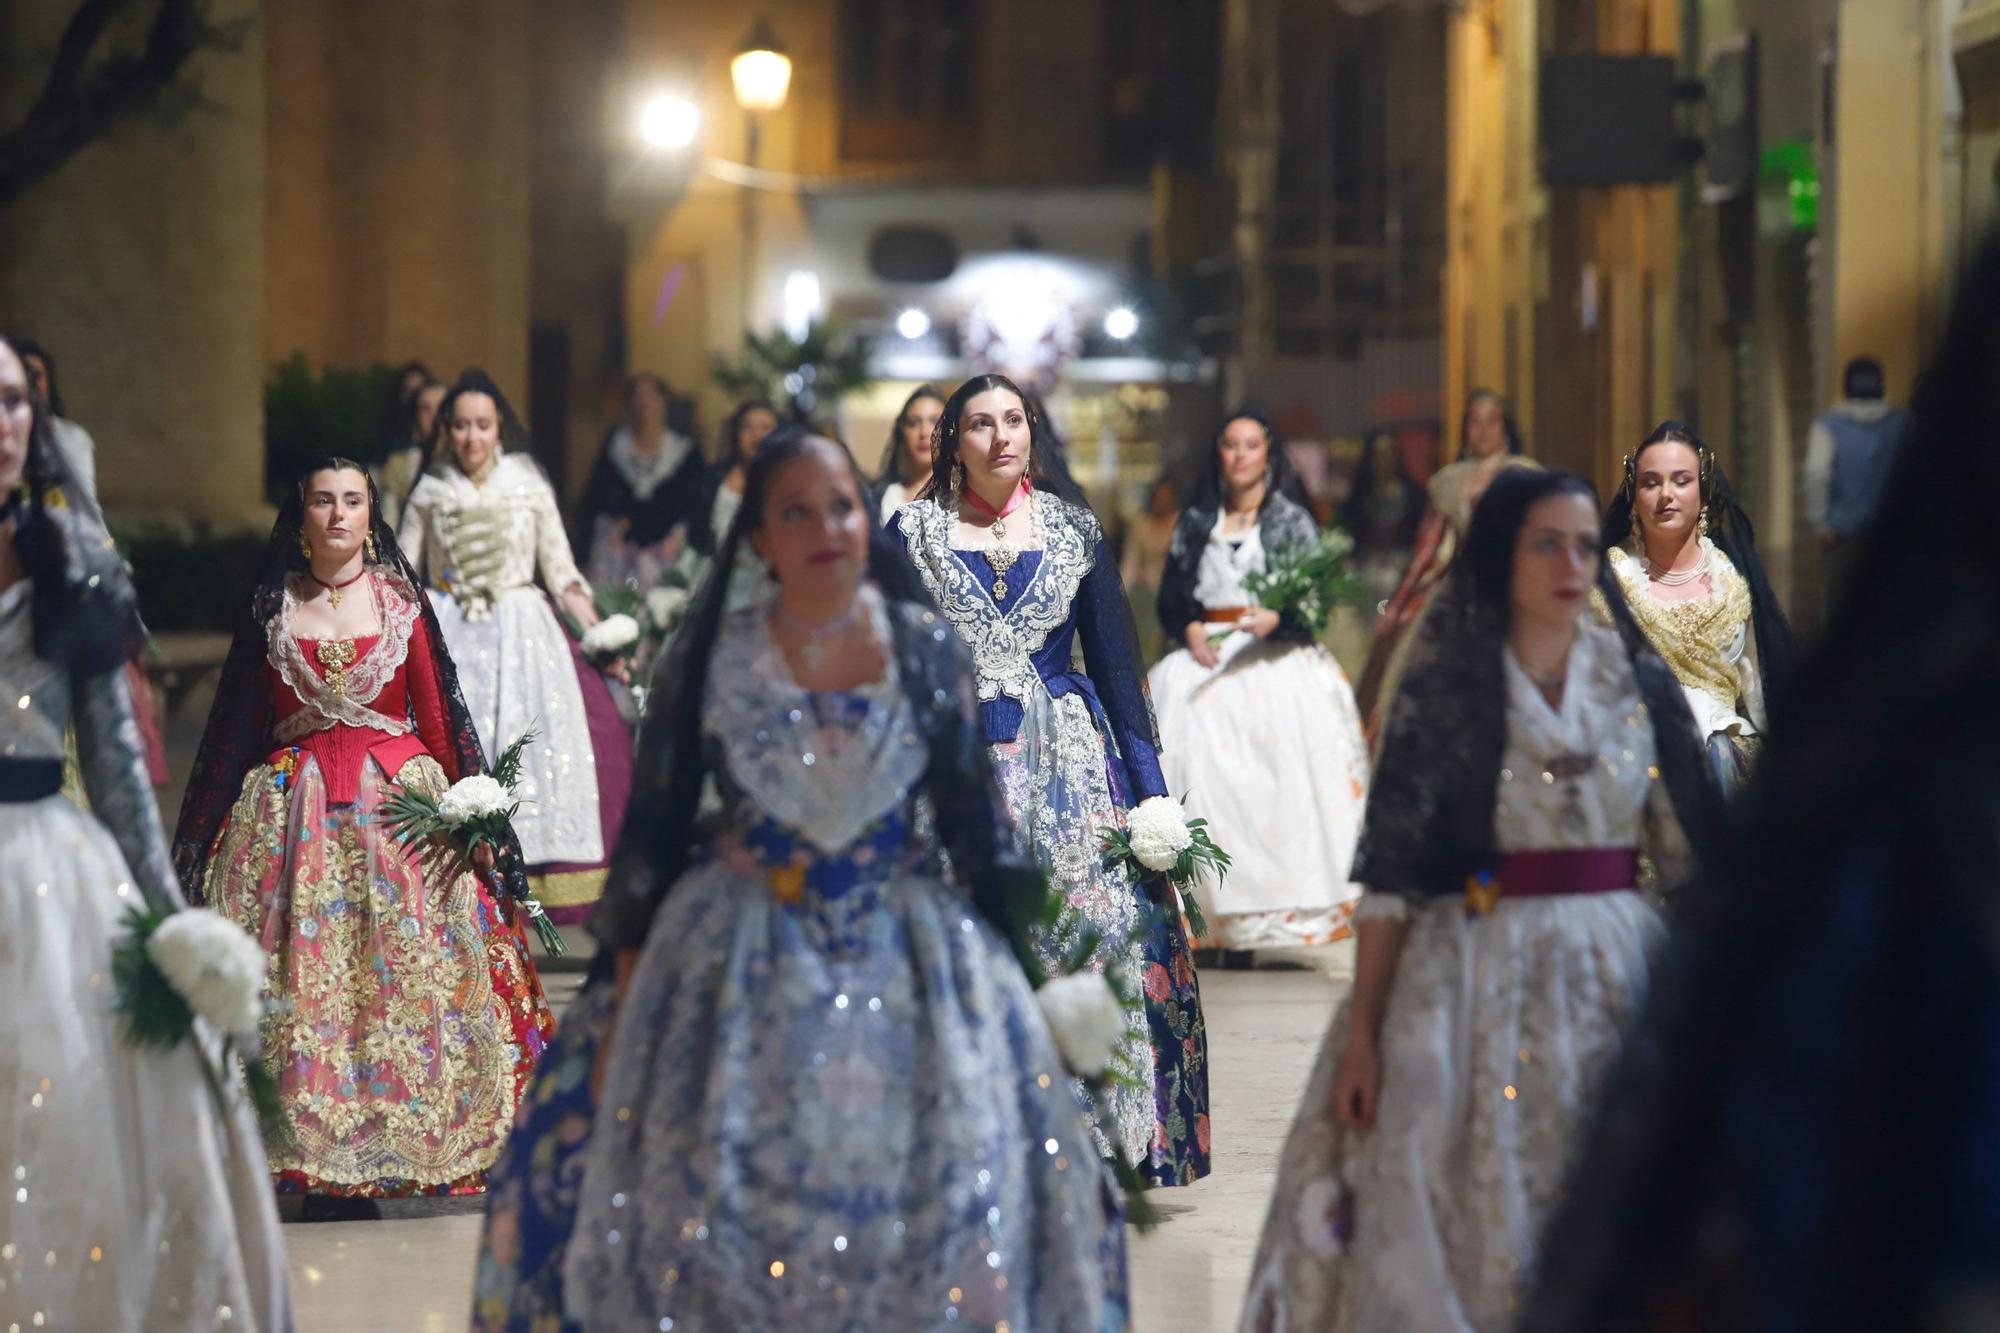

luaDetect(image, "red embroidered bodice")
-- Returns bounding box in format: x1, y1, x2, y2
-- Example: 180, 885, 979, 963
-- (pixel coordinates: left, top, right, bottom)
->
256, 574, 459, 804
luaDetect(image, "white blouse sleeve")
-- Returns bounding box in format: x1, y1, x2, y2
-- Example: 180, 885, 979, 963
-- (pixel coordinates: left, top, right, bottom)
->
396, 482, 435, 581
531, 473, 589, 598
1736, 613, 1768, 734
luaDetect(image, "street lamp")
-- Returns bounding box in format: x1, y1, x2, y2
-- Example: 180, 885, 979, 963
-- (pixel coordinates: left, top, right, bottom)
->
1104, 306, 1140, 341
637, 94, 700, 151
731, 21, 793, 116
732, 19, 793, 331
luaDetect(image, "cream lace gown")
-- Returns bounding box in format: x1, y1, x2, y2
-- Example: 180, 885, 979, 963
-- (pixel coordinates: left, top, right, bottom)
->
398, 454, 605, 867
0, 580, 292, 1331
1240, 622, 1685, 1331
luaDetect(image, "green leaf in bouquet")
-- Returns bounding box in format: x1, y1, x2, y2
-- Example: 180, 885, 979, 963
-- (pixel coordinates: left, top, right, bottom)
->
112, 905, 194, 1049
490, 726, 539, 791
380, 787, 444, 844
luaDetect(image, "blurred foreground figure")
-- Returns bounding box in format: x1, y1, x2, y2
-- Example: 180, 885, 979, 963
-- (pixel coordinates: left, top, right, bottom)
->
1519, 231, 2000, 1333
0, 334, 293, 1329
472, 431, 1124, 1331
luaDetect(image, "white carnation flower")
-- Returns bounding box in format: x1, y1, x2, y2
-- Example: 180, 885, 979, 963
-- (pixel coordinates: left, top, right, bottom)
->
1035, 972, 1128, 1077
1126, 794, 1194, 872
437, 773, 512, 825
147, 909, 268, 1041
582, 613, 641, 656
643, 586, 690, 626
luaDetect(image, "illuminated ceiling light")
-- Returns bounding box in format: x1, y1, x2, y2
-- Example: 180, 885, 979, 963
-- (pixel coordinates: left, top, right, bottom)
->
782, 270, 822, 342
1103, 306, 1140, 341
895, 308, 932, 340
638, 95, 700, 150
732, 21, 793, 113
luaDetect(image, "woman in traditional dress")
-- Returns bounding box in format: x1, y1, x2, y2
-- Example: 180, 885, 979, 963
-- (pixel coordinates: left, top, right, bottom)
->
874, 384, 944, 523
396, 370, 633, 922
1149, 411, 1369, 958
470, 427, 1126, 1331
0, 334, 293, 1330
1602, 421, 1796, 791
706, 399, 783, 611
888, 373, 1211, 1188
1520, 227, 2000, 1333
1355, 389, 1529, 734
1239, 467, 1718, 1331
172, 457, 553, 1200
376, 373, 444, 534
575, 372, 712, 593
1121, 476, 1180, 665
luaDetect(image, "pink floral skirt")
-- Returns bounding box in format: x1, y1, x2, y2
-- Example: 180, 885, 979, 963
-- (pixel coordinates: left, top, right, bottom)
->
204, 750, 554, 1195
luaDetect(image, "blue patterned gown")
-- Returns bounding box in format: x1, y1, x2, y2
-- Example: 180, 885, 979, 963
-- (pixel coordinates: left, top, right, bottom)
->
470, 590, 1124, 1331
892, 493, 1212, 1186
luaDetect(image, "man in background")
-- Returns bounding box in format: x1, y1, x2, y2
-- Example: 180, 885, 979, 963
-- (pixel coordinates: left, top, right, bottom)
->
1805, 355, 1911, 610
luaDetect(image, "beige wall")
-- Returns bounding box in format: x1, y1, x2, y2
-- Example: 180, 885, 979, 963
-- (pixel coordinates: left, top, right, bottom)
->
264, 0, 533, 395
0, 0, 268, 524
1831, 0, 1948, 402
1445, 0, 1677, 491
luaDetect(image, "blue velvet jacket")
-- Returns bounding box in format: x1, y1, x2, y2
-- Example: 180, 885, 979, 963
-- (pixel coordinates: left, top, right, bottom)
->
890, 493, 1166, 804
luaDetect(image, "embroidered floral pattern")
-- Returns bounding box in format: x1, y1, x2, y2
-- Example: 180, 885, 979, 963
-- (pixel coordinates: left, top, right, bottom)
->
205, 750, 552, 1191
897, 495, 1097, 707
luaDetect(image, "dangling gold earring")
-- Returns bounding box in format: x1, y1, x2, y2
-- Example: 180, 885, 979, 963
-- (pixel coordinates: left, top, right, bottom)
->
298, 530, 312, 560
364, 532, 379, 564
949, 460, 964, 505
1698, 505, 1710, 537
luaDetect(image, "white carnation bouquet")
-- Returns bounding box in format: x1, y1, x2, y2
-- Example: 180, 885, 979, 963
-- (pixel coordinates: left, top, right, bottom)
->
114, 904, 285, 1141
580, 612, 642, 666
1100, 794, 1232, 939
593, 549, 709, 677
381, 727, 567, 955
1229, 528, 1365, 641
1034, 971, 1129, 1078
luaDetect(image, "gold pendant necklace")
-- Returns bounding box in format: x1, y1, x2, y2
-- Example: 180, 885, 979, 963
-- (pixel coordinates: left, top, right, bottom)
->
312, 569, 368, 609
987, 510, 1021, 601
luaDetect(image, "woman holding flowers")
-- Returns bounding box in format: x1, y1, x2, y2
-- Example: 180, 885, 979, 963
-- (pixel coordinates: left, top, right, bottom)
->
0, 333, 292, 1327
472, 427, 1128, 1331
173, 457, 553, 1199
1150, 411, 1371, 958
888, 373, 1211, 1187
1239, 468, 1718, 1331
396, 370, 633, 922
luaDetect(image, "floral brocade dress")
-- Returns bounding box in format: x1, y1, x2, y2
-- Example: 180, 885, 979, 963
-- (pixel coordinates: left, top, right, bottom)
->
892, 494, 1211, 1186
198, 571, 553, 1195
472, 594, 1123, 1332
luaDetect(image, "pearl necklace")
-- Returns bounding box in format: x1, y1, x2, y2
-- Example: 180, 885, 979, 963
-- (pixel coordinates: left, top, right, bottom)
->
1644, 541, 1711, 588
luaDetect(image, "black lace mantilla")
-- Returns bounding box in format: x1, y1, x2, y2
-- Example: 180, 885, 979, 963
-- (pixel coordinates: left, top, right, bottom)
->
1355, 568, 1720, 902
1156, 489, 1321, 646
